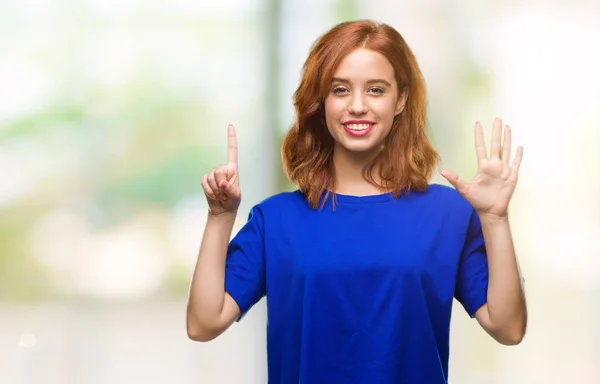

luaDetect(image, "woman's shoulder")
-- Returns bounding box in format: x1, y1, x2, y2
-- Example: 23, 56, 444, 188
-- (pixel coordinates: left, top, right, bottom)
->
412, 183, 474, 213
243, 190, 308, 231
422, 183, 461, 200
252, 189, 306, 212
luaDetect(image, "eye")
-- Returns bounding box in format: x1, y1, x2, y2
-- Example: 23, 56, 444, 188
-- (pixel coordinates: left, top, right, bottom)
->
369, 87, 384, 95
332, 86, 349, 95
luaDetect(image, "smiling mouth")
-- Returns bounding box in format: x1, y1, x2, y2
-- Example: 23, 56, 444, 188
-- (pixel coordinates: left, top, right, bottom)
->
342, 123, 374, 137
344, 123, 372, 131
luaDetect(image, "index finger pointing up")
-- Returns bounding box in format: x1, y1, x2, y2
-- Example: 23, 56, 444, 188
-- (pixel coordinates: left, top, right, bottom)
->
227, 124, 238, 165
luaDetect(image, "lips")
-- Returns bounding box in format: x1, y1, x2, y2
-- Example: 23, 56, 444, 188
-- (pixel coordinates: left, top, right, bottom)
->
342, 121, 375, 137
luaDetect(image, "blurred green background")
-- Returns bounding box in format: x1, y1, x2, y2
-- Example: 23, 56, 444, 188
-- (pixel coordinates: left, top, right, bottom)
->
1, 0, 598, 383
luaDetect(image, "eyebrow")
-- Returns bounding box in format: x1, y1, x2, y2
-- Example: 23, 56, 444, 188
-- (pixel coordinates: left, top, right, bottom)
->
331, 77, 392, 86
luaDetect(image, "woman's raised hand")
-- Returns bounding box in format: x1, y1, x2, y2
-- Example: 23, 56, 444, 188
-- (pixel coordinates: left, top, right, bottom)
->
201, 124, 241, 216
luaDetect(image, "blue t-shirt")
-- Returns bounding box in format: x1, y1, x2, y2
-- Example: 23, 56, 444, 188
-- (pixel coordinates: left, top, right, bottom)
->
224, 183, 488, 384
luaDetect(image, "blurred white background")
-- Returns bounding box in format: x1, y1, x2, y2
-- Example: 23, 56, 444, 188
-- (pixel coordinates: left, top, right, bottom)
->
0, 0, 598, 383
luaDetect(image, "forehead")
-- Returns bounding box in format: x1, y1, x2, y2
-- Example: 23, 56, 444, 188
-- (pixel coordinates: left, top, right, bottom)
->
332, 48, 395, 81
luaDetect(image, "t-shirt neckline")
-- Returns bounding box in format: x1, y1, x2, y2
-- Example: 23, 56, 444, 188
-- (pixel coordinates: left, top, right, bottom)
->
326, 190, 397, 204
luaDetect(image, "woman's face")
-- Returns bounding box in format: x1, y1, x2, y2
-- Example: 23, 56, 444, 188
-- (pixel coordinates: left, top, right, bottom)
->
324, 48, 406, 158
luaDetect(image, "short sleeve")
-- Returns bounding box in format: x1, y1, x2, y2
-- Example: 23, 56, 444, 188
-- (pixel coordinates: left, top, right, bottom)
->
454, 210, 489, 318
224, 206, 266, 321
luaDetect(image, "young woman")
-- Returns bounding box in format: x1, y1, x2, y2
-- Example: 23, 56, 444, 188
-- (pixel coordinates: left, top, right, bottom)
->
187, 19, 527, 384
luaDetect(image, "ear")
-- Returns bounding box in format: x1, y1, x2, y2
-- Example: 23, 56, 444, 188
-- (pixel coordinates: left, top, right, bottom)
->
395, 87, 408, 116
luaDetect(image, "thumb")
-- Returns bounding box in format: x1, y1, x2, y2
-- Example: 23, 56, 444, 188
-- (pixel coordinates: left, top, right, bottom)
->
220, 178, 240, 198
440, 170, 463, 192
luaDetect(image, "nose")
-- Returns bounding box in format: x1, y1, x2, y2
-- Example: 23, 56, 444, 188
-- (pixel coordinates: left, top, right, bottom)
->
348, 93, 368, 115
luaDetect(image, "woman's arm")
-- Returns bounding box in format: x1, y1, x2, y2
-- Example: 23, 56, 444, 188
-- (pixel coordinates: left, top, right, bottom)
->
441, 118, 527, 345
186, 211, 242, 342
187, 124, 243, 342
474, 214, 526, 345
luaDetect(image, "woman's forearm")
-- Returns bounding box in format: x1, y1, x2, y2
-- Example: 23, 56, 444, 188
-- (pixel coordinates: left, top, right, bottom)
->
187, 211, 238, 340
480, 214, 527, 341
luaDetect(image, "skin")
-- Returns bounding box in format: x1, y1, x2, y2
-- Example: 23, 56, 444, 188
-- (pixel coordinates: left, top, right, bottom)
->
324, 48, 407, 196
186, 124, 241, 341
441, 119, 527, 345
187, 48, 527, 346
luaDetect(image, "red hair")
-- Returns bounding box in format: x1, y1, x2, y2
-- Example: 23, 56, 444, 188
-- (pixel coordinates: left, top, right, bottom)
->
281, 20, 439, 209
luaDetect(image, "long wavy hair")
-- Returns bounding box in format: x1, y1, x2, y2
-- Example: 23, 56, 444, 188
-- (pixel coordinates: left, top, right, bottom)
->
281, 20, 439, 209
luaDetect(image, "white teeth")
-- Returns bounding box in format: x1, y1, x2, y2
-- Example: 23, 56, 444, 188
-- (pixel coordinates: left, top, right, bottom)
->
346, 123, 371, 130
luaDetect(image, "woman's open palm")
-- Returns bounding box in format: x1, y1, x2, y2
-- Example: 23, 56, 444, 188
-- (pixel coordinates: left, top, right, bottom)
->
441, 118, 524, 218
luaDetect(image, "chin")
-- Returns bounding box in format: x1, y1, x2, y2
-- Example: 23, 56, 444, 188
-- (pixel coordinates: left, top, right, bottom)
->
339, 141, 380, 154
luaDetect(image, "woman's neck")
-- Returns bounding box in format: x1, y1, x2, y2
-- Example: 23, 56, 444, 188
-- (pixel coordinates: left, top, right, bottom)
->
332, 145, 385, 196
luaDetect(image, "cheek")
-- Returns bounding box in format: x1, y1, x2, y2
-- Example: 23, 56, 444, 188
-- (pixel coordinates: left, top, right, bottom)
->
371, 100, 398, 136
324, 98, 343, 124
373, 100, 399, 122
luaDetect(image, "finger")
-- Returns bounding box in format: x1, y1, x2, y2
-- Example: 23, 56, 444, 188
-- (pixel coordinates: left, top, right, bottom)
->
220, 179, 240, 199
511, 145, 524, 172
440, 170, 466, 194
474, 122, 487, 162
222, 163, 240, 201
227, 124, 238, 166
490, 117, 502, 158
225, 161, 239, 182
214, 167, 228, 200
226, 172, 238, 188
214, 167, 227, 188
207, 171, 220, 199
201, 174, 217, 200
502, 125, 512, 162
